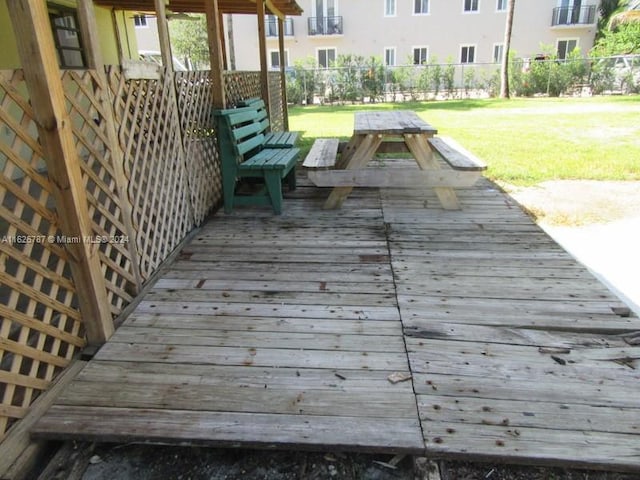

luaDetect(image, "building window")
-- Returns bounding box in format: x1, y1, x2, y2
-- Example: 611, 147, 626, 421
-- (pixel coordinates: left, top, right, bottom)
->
414, 0, 430, 14
270, 50, 289, 69
493, 43, 504, 63
385, 0, 397, 17
133, 14, 148, 27
317, 48, 336, 68
464, 0, 479, 12
460, 45, 476, 63
48, 5, 86, 68
496, 0, 507, 11
413, 47, 429, 65
557, 39, 578, 60
384, 47, 396, 66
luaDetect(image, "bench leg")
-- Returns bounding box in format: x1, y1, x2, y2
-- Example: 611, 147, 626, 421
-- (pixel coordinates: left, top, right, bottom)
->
264, 171, 284, 215
222, 173, 236, 214
286, 167, 297, 191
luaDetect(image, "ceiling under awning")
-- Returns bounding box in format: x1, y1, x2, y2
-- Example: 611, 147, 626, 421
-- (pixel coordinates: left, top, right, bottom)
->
93, 0, 304, 16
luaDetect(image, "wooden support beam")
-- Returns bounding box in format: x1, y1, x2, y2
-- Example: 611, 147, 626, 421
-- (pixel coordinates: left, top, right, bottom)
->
205, 0, 226, 108
308, 168, 481, 188
277, 16, 288, 130
256, 0, 270, 110
76, 0, 143, 292
153, 0, 173, 73
7, 0, 114, 344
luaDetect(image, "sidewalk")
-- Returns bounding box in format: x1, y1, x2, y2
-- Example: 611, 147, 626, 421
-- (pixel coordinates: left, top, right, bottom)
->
544, 216, 640, 316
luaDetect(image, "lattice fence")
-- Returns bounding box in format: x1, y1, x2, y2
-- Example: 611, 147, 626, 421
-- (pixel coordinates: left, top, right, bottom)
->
223, 71, 286, 132
268, 72, 284, 132
61, 70, 140, 314
107, 67, 195, 279
175, 71, 221, 225
0, 66, 282, 441
0, 70, 85, 440
224, 71, 261, 107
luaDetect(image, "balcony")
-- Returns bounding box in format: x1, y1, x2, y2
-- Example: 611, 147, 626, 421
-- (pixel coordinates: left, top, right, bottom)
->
265, 17, 294, 37
551, 5, 597, 26
307, 16, 343, 36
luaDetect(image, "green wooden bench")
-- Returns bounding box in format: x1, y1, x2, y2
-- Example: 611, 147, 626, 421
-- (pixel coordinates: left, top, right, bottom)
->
236, 98, 300, 149
214, 104, 299, 215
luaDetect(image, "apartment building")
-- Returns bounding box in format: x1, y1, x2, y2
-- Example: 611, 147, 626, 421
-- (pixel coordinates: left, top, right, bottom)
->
229, 0, 599, 70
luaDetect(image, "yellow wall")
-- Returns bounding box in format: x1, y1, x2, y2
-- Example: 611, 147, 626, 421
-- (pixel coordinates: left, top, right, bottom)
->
0, 1, 20, 68
0, 1, 137, 68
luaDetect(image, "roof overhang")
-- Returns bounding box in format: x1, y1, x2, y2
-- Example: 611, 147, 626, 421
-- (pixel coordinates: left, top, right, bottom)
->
94, 0, 304, 17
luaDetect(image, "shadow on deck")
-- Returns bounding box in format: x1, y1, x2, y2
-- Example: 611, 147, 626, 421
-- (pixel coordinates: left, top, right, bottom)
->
32, 173, 640, 472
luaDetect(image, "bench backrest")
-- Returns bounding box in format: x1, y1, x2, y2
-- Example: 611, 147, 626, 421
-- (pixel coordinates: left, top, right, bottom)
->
214, 102, 271, 175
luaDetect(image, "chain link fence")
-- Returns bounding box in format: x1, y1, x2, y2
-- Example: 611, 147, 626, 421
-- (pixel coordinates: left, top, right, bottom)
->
285, 54, 640, 105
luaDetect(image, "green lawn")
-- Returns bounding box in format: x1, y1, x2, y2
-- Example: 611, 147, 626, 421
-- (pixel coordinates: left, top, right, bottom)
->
288, 96, 640, 186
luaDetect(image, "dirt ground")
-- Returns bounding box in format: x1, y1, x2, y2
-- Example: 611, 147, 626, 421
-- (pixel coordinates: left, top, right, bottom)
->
500, 180, 640, 227
37, 181, 640, 480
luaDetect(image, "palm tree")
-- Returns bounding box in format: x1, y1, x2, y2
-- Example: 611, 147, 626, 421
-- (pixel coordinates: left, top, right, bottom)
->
499, 0, 516, 98
609, 0, 640, 28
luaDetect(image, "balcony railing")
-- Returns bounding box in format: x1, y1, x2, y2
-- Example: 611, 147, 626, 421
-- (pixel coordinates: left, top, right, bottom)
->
307, 16, 343, 36
551, 5, 597, 26
265, 17, 294, 37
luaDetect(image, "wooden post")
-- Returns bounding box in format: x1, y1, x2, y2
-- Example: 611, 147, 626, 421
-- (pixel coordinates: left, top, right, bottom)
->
7, 0, 114, 344
205, 0, 226, 108
277, 16, 289, 130
256, 0, 270, 109
153, 0, 174, 73
76, 0, 143, 291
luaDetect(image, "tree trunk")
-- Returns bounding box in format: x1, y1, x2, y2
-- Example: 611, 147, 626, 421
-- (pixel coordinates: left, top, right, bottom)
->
500, 0, 516, 98
226, 14, 236, 70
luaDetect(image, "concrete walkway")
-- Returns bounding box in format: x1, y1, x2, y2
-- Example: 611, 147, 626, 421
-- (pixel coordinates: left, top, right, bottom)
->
544, 216, 640, 316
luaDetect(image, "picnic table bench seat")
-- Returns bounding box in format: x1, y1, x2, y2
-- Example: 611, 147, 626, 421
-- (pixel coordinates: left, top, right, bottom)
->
302, 138, 340, 169
427, 136, 487, 172
214, 101, 300, 215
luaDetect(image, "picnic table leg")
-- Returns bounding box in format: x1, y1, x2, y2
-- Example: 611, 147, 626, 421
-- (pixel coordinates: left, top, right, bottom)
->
324, 134, 382, 209
404, 133, 461, 210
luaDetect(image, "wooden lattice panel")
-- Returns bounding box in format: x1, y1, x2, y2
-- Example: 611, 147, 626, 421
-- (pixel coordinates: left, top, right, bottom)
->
223, 71, 261, 107
175, 71, 221, 225
268, 72, 284, 132
61, 70, 138, 314
108, 67, 194, 279
0, 70, 85, 440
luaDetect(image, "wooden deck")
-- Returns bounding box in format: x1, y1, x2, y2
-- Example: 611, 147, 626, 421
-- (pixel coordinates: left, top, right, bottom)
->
33, 168, 640, 471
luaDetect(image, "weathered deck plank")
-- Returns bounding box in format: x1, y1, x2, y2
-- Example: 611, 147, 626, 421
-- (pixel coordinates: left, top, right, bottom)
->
31, 177, 640, 471
32, 185, 424, 453
382, 181, 640, 471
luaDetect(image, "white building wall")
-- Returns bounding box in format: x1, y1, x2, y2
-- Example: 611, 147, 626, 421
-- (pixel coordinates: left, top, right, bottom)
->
229, 0, 598, 70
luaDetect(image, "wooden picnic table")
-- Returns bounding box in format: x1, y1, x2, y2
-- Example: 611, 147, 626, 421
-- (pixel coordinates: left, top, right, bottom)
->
307, 110, 485, 210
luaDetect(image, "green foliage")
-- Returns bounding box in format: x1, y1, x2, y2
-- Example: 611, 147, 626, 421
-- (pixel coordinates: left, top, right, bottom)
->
463, 67, 476, 97
592, 22, 640, 55
443, 57, 456, 98
286, 57, 320, 105
333, 54, 366, 103
168, 15, 209, 69
361, 57, 385, 103
509, 47, 589, 97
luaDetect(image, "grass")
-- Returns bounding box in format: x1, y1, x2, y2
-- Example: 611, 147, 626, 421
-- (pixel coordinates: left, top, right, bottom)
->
288, 96, 640, 186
